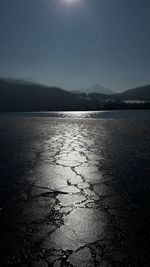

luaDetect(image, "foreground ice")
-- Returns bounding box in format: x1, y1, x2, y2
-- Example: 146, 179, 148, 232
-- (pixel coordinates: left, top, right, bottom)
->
0, 117, 150, 266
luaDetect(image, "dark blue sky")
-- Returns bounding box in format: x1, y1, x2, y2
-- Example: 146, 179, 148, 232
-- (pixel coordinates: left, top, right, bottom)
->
0, 0, 150, 92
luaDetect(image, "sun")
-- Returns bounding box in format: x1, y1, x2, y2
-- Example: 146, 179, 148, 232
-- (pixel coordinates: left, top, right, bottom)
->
65, 0, 75, 3
61, 0, 80, 7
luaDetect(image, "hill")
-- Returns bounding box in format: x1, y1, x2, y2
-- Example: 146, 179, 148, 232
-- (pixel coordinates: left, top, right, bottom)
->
85, 84, 150, 102
0, 78, 91, 112
118, 84, 150, 101
0, 78, 150, 111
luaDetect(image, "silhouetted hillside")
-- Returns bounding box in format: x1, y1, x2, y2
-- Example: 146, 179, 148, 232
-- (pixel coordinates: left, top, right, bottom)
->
0, 78, 93, 111
118, 85, 150, 101
88, 93, 117, 101
0, 78, 150, 111
86, 85, 150, 102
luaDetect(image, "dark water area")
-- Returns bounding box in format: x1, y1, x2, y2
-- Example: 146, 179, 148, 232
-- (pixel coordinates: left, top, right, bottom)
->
0, 113, 150, 266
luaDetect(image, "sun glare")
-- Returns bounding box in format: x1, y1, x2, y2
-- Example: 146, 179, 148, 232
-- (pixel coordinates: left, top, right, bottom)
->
61, 0, 81, 7
65, 0, 75, 4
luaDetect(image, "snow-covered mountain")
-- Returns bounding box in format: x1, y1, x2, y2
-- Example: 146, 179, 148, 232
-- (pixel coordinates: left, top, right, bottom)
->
78, 84, 114, 95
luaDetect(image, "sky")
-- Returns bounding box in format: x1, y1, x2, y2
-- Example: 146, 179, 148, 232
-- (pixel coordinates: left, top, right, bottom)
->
0, 0, 150, 92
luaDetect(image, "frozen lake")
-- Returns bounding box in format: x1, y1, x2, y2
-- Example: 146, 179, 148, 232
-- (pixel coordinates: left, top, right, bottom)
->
1, 109, 150, 120
0, 115, 150, 266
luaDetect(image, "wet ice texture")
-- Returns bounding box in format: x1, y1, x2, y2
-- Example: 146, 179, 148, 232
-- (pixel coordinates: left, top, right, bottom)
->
0, 118, 150, 266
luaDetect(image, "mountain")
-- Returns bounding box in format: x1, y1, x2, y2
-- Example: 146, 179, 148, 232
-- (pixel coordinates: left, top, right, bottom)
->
117, 84, 150, 101
83, 84, 150, 102
87, 93, 116, 101
76, 84, 114, 95
0, 78, 150, 112
0, 78, 91, 112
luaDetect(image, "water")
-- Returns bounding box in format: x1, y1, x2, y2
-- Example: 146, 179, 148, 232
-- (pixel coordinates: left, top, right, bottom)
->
0, 113, 150, 265
0, 109, 150, 120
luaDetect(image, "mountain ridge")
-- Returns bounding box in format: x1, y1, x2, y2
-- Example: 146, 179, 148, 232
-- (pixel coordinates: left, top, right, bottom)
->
0, 78, 150, 111
117, 84, 150, 101
0, 78, 91, 111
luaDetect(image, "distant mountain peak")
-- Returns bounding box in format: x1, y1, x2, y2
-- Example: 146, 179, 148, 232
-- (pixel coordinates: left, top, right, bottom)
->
80, 84, 114, 95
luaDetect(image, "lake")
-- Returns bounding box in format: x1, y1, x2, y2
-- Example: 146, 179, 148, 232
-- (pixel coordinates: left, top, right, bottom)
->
1, 109, 150, 120
0, 110, 150, 266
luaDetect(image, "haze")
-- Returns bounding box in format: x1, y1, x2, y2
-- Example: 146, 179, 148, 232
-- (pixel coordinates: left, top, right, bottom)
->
0, 0, 150, 91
